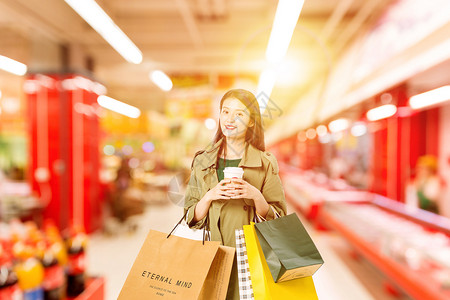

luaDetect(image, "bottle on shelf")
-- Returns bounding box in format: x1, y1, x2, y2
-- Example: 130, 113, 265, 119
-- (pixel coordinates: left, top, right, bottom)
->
65, 225, 88, 297
14, 255, 45, 300
41, 247, 66, 300
0, 244, 23, 300
13, 222, 45, 300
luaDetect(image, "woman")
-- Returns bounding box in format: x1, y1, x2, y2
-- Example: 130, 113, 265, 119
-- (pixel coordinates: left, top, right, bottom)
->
406, 155, 443, 214
184, 89, 287, 299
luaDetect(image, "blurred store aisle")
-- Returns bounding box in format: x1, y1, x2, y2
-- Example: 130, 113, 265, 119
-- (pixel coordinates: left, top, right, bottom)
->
86, 202, 407, 300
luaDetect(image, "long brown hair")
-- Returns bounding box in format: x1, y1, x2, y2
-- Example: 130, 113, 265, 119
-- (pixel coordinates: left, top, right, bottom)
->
212, 89, 265, 168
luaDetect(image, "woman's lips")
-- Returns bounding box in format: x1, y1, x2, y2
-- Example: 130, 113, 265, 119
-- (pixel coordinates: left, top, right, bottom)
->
225, 125, 236, 130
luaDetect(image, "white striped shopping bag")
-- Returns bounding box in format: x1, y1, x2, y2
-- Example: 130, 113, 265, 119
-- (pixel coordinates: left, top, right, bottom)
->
235, 229, 254, 300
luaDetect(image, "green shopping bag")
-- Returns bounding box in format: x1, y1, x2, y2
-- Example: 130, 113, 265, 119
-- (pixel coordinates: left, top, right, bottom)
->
243, 223, 318, 300
254, 213, 323, 283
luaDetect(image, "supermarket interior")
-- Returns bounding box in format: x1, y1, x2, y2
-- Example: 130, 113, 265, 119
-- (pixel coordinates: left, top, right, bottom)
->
1, 0, 450, 299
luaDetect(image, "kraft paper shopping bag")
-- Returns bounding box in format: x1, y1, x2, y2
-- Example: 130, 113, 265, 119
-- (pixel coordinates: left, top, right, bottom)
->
244, 223, 318, 300
198, 245, 235, 300
254, 213, 323, 282
118, 230, 220, 300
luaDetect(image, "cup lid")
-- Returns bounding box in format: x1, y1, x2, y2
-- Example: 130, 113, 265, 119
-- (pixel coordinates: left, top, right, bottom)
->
223, 167, 244, 173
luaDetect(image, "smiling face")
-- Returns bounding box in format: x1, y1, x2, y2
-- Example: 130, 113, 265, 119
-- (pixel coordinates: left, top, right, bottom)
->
219, 97, 254, 140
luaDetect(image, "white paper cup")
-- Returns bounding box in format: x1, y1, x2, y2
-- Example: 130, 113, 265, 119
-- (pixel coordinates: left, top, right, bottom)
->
223, 167, 244, 179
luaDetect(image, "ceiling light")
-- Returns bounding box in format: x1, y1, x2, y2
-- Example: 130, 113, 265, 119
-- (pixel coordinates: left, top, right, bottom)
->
297, 131, 307, 142
366, 104, 397, 121
276, 58, 307, 86
150, 70, 173, 91
306, 128, 317, 140
265, 0, 305, 64
0, 55, 27, 76
256, 67, 277, 113
409, 85, 450, 109
319, 133, 331, 144
93, 83, 107, 95
351, 123, 367, 137
328, 118, 349, 133
97, 95, 141, 118
64, 0, 143, 64
316, 125, 328, 137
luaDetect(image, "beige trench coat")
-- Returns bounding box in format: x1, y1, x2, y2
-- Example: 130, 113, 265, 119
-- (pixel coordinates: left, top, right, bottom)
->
184, 139, 287, 299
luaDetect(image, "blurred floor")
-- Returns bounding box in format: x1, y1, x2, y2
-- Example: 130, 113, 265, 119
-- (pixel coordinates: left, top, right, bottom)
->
86, 203, 183, 300
86, 202, 410, 300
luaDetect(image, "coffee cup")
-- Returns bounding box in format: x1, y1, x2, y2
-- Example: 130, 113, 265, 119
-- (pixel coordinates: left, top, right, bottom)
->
223, 167, 244, 179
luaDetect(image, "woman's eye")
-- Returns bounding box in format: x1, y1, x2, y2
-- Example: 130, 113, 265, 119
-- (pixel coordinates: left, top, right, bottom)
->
222, 110, 228, 114
238, 113, 244, 117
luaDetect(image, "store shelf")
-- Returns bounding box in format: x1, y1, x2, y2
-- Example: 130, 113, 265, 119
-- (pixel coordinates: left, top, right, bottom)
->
319, 202, 450, 300
0, 181, 43, 223
280, 169, 370, 220
372, 195, 450, 235
68, 277, 105, 300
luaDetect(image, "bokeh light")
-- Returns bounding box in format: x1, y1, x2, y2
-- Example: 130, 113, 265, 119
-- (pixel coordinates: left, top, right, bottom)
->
128, 157, 140, 169
297, 131, 307, 142
122, 145, 133, 156
316, 125, 328, 137
319, 133, 331, 144
103, 145, 115, 156
142, 142, 155, 153
351, 123, 368, 137
204, 118, 216, 130
306, 128, 317, 140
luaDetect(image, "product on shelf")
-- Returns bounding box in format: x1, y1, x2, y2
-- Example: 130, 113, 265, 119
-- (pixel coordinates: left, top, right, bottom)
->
65, 226, 88, 297
0, 219, 89, 299
15, 257, 45, 300
42, 252, 66, 300
0, 247, 23, 300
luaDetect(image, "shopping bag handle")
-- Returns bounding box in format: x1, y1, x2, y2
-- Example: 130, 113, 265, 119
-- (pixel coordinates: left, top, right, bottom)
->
254, 205, 281, 223
167, 209, 211, 245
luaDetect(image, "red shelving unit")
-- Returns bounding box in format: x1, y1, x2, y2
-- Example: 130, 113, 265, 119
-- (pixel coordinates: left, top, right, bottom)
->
26, 74, 102, 233
69, 277, 105, 300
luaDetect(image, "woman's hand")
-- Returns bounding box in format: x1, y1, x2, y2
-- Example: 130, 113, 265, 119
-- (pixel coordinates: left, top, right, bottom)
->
205, 179, 235, 202
227, 179, 260, 200
228, 178, 270, 217
194, 179, 234, 222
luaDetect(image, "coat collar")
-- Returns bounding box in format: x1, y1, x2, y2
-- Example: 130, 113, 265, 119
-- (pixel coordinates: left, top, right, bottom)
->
201, 138, 262, 171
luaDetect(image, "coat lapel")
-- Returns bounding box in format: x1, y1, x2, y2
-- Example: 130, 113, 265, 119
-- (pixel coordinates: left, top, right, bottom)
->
203, 167, 218, 189
239, 143, 262, 168
201, 139, 221, 188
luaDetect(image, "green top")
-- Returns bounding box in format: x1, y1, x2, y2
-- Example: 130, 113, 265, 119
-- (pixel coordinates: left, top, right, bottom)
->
417, 189, 439, 213
216, 157, 242, 182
